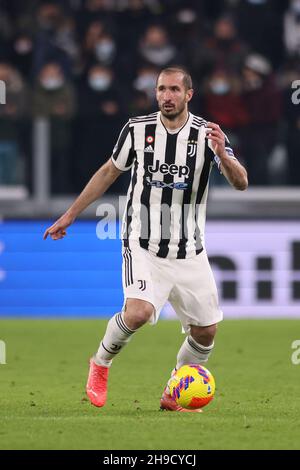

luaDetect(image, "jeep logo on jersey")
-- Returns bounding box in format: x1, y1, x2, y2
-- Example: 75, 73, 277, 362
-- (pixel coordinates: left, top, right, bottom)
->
148, 160, 190, 178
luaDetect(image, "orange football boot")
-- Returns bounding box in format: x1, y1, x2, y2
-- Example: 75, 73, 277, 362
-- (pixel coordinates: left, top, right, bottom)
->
86, 358, 109, 407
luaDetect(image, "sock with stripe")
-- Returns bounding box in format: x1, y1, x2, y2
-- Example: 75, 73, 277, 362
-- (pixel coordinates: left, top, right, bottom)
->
94, 312, 136, 367
176, 335, 214, 370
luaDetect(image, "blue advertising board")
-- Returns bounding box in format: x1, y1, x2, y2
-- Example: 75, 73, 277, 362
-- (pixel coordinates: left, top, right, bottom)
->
0, 220, 124, 316
1, 220, 300, 318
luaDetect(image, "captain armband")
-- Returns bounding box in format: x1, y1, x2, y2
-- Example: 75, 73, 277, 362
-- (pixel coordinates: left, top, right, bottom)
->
214, 147, 237, 173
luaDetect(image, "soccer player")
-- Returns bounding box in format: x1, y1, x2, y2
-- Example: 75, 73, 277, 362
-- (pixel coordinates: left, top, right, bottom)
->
44, 67, 248, 412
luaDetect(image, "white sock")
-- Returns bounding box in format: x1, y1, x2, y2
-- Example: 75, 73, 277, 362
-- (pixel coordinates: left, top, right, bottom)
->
176, 335, 214, 370
94, 312, 136, 367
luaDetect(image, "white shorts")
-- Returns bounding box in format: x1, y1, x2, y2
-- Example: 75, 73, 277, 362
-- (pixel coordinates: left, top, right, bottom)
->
122, 241, 223, 333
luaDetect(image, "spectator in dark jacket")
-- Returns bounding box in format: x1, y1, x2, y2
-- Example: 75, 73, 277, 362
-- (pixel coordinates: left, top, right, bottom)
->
190, 14, 249, 83
240, 54, 282, 185
33, 62, 76, 193
0, 62, 29, 185
74, 64, 125, 192
203, 69, 249, 131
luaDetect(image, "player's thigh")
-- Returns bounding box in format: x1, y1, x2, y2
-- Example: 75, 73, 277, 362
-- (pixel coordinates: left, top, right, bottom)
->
122, 242, 172, 320
169, 250, 223, 332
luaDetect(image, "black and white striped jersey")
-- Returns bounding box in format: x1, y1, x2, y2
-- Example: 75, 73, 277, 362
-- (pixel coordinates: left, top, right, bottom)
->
111, 111, 235, 259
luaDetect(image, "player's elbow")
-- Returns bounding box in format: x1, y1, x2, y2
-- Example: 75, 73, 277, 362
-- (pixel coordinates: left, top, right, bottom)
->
234, 176, 248, 191
104, 158, 123, 181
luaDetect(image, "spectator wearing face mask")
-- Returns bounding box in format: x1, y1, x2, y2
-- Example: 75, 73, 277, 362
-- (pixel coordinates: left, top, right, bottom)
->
132, 65, 159, 105
76, 0, 116, 38
0, 62, 29, 186
93, 33, 117, 66
80, 20, 106, 71
33, 62, 76, 118
10, 32, 34, 78
203, 69, 249, 131
190, 14, 249, 83
240, 53, 282, 185
116, 0, 158, 51
78, 64, 122, 117
33, 2, 79, 78
202, 69, 249, 186
74, 64, 126, 192
137, 25, 180, 69
33, 62, 76, 193
284, 0, 300, 58
0, 63, 29, 120
169, 4, 205, 53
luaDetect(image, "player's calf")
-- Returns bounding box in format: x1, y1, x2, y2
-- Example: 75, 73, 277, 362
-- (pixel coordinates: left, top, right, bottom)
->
94, 312, 136, 368
190, 324, 217, 347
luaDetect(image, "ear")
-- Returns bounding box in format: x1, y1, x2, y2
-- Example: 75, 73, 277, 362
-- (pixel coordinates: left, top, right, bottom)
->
186, 88, 194, 103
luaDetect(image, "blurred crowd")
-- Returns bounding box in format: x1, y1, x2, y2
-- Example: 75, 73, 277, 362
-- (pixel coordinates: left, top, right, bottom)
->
0, 0, 299, 193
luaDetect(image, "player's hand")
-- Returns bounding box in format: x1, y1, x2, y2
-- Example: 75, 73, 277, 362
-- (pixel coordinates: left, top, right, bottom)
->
205, 122, 226, 158
43, 213, 74, 240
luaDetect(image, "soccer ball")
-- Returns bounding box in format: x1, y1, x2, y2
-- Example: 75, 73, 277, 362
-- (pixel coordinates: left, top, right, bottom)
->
169, 364, 215, 410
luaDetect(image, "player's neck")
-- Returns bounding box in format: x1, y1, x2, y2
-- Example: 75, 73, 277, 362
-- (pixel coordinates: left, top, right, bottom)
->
160, 109, 189, 131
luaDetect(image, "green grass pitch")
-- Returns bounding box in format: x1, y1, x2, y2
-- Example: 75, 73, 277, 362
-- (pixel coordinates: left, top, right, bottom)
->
0, 319, 300, 450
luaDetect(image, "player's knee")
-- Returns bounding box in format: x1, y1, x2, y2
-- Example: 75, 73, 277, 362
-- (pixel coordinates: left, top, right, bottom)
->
190, 324, 217, 347
123, 299, 154, 329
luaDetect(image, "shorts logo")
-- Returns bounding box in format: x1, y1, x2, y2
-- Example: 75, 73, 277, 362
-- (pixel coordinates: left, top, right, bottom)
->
146, 136, 154, 144
187, 140, 197, 157
138, 280, 146, 291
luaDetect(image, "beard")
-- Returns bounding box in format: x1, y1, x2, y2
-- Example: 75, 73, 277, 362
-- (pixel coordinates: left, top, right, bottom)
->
159, 101, 186, 120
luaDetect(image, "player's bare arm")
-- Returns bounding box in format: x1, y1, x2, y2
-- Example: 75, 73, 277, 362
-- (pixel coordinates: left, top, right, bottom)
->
206, 122, 248, 191
43, 158, 122, 240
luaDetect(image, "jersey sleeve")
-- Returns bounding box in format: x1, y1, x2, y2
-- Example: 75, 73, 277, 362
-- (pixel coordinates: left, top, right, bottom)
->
111, 121, 135, 172
208, 133, 237, 172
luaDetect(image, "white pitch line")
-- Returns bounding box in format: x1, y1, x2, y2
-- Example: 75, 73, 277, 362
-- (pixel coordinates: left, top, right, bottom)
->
0, 416, 106, 421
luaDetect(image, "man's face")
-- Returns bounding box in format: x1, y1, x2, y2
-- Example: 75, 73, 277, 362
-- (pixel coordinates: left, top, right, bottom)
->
156, 72, 193, 120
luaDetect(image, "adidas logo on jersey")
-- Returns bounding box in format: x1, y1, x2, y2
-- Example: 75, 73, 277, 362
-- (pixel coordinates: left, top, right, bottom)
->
144, 145, 154, 153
